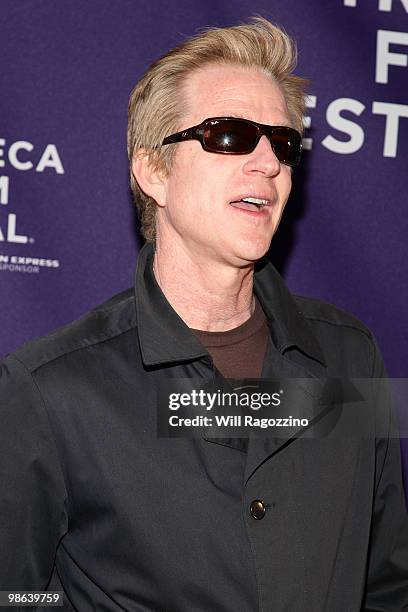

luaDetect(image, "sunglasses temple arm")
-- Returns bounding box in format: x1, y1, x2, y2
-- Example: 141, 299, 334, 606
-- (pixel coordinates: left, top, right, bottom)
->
162, 127, 194, 145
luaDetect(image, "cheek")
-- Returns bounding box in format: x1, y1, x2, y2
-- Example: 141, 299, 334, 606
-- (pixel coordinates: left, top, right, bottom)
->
168, 159, 222, 215
165, 173, 213, 232
166, 148, 202, 202
278, 172, 292, 203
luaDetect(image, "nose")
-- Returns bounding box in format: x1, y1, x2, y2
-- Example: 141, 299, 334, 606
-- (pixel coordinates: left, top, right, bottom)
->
242, 135, 281, 177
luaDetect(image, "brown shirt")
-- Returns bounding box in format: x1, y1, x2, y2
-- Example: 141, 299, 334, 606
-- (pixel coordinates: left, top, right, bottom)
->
190, 296, 269, 379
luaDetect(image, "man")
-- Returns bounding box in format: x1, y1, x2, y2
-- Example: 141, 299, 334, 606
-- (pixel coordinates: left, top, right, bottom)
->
1, 17, 407, 612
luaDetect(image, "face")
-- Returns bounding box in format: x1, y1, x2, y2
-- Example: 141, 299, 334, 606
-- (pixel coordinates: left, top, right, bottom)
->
156, 64, 293, 267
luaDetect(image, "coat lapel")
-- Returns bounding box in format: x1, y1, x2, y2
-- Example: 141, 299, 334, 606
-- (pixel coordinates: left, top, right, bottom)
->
244, 336, 331, 483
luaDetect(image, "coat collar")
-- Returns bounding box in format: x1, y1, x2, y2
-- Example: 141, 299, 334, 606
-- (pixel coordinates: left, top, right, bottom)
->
135, 242, 326, 368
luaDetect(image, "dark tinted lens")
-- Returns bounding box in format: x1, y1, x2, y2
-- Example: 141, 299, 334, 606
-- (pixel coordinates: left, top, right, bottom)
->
269, 128, 301, 167
203, 119, 258, 153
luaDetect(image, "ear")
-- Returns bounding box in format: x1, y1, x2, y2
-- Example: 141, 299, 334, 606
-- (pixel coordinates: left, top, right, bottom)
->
131, 149, 167, 207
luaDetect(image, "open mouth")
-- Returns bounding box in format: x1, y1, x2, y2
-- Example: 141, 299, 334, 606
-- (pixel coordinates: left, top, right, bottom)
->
229, 196, 270, 212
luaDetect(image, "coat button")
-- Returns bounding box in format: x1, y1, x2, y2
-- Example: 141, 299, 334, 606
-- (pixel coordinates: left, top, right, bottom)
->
250, 499, 266, 520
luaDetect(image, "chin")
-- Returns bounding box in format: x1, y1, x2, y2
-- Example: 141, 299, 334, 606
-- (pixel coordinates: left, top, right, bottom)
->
231, 238, 272, 265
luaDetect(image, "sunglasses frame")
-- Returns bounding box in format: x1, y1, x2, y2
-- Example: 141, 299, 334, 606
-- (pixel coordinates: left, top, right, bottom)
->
161, 116, 302, 168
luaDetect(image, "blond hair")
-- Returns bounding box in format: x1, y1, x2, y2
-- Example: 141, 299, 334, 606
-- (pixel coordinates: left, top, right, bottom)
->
127, 17, 308, 243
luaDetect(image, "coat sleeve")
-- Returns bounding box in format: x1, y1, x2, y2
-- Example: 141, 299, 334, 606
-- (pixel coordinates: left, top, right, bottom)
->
363, 337, 408, 611
0, 355, 68, 590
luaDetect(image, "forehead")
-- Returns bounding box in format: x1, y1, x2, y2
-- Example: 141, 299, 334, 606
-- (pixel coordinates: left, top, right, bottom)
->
182, 63, 291, 126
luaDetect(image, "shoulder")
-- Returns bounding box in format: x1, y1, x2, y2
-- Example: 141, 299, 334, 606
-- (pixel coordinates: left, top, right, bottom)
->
293, 295, 379, 376
294, 294, 371, 337
6, 288, 137, 375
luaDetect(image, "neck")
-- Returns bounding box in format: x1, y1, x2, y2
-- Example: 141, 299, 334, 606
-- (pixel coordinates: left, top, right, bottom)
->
152, 241, 255, 332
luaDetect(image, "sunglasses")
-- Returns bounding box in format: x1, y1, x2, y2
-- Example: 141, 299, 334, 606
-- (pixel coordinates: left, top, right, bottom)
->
161, 116, 302, 168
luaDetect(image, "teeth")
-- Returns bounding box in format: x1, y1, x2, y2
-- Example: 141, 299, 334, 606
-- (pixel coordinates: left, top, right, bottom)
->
242, 197, 268, 206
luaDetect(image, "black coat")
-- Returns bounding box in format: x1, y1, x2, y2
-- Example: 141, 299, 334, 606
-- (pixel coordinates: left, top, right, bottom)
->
1, 243, 407, 611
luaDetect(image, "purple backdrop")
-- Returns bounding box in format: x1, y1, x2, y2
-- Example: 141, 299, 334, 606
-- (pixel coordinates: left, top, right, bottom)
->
1, 0, 407, 486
